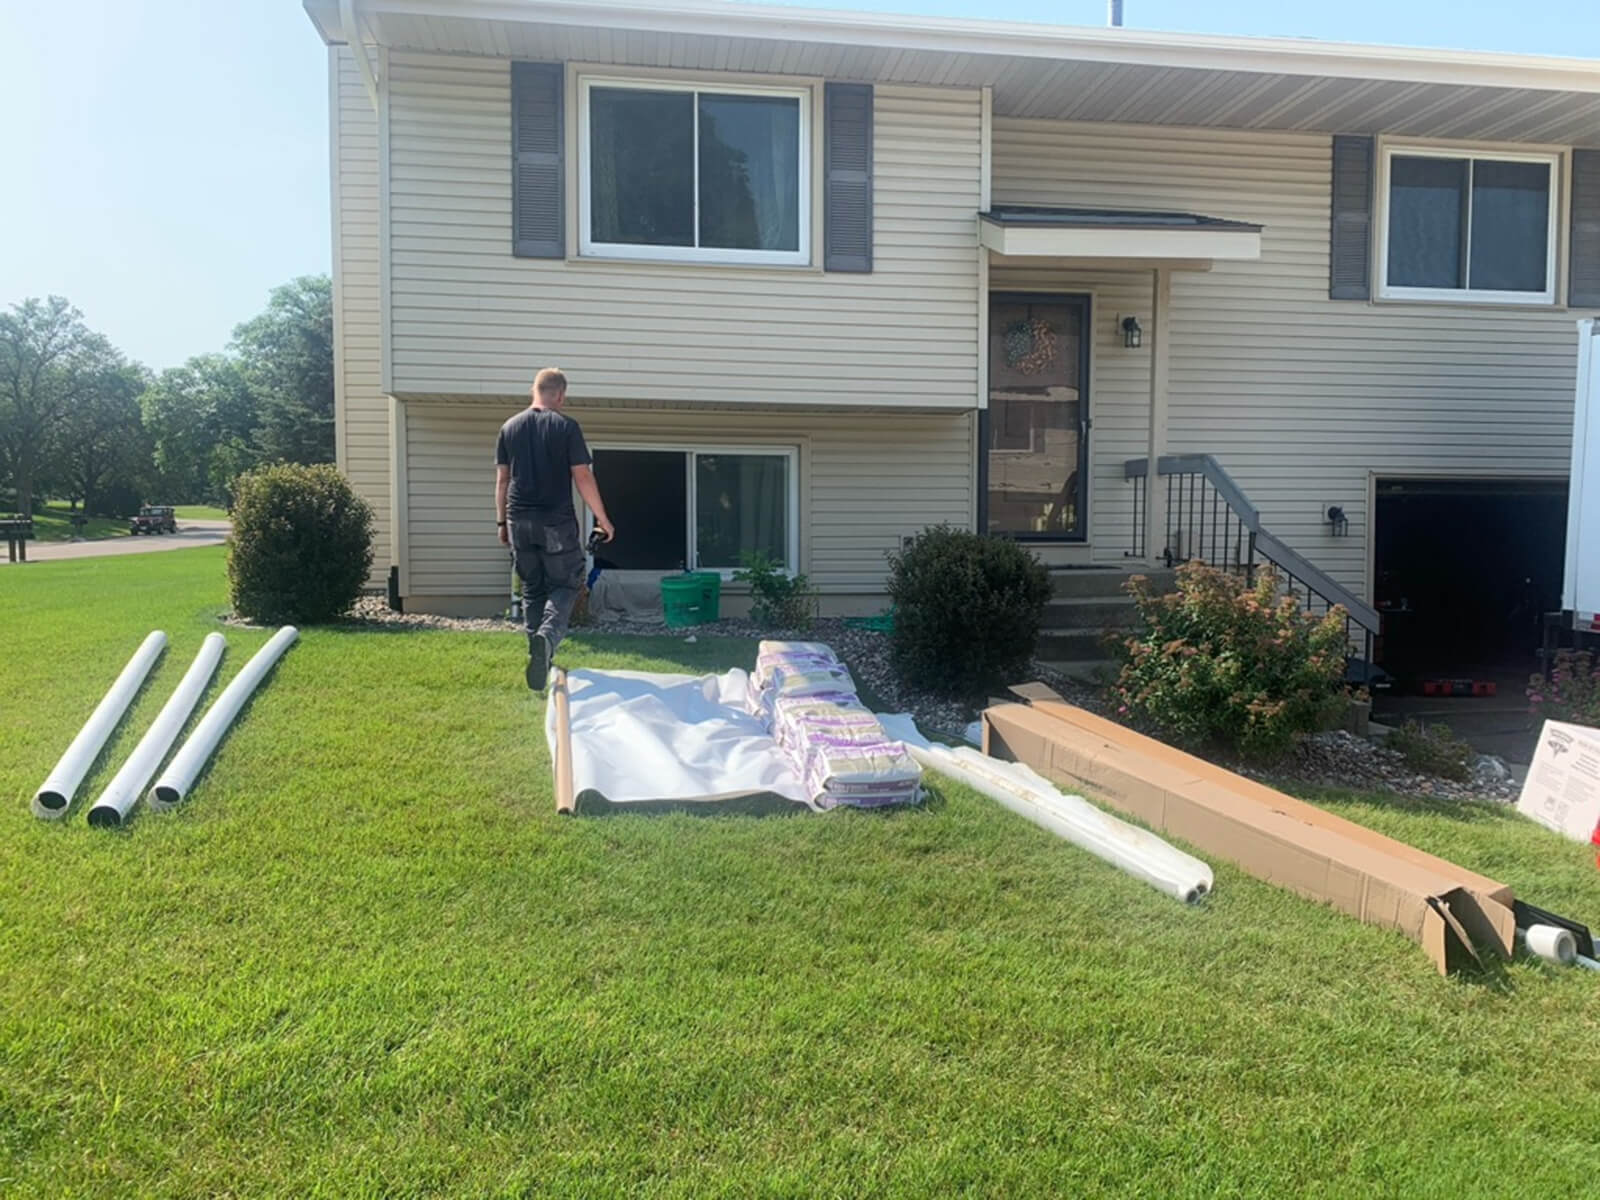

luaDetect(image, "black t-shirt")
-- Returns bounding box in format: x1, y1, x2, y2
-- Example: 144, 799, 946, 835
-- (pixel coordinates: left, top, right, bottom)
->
494, 407, 592, 519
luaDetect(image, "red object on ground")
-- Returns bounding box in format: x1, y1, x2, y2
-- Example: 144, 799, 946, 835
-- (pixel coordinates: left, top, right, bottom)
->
1421, 679, 1497, 697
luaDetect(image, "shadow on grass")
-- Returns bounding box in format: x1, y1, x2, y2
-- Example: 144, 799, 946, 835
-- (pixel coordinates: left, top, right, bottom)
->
1292, 783, 1511, 825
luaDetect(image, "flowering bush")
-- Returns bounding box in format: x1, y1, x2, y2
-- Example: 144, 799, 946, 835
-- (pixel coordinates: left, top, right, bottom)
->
1528, 650, 1600, 728
1110, 561, 1353, 762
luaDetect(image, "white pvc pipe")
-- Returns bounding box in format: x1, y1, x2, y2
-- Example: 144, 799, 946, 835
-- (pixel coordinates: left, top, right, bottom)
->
148, 626, 298, 811
880, 714, 1214, 905
1519, 923, 1579, 966
87, 633, 226, 829
33, 631, 167, 819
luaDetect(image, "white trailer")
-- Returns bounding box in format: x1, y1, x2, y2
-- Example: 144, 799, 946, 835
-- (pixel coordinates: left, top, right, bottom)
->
1565, 320, 1600, 633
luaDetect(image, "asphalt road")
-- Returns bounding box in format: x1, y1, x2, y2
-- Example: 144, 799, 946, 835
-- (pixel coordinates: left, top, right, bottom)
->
3, 520, 231, 564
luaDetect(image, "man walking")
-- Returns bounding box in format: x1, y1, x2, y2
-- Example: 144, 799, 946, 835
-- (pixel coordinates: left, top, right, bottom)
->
495, 368, 615, 690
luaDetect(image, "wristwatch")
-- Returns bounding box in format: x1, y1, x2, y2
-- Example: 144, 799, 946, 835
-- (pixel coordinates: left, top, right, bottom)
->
496, 519, 507, 527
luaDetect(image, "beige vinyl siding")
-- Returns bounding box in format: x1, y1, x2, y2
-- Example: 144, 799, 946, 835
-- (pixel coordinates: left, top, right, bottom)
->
384, 52, 982, 407
331, 47, 391, 579
402, 403, 974, 606
993, 118, 1583, 601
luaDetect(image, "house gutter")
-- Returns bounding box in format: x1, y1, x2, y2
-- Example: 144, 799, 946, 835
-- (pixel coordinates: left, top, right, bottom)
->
340, 0, 382, 113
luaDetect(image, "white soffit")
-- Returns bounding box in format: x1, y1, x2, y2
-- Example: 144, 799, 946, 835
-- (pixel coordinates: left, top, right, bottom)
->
304, 0, 1600, 146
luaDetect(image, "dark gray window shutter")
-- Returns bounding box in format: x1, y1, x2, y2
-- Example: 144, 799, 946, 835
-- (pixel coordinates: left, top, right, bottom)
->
1571, 149, 1600, 309
511, 61, 563, 259
825, 83, 873, 273
1329, 134, 1374, 300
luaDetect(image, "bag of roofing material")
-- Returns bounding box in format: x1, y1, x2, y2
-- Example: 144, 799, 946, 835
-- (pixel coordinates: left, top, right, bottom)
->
752, 666, 858, 726
801, 738, 923, 809
772, 694, 873, 750
753, 641, 840, 685
747, 643, 845, 713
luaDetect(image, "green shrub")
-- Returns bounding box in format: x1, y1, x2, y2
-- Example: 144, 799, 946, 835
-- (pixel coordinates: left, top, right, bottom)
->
1385, 720, 1474, 782
734, 551, 815, 631
886, 526, 1051, 697
1110, 562, 1351, 762
228, 463, 374, 624
1528, 650, 1600, 728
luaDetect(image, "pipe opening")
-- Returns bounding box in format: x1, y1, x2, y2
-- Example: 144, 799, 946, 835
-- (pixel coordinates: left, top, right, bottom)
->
86, 806, 122, 829
154, 785, 182, 807
36, 790, 67, 811
1185, 883, 1209, 904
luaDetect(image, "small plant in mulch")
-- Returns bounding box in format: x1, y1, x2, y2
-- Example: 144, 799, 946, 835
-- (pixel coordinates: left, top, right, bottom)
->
735, 551, 816, 632
1529, 650, 1600, 728
1110, 561, 1354, 763
1385, 720, 1475, 783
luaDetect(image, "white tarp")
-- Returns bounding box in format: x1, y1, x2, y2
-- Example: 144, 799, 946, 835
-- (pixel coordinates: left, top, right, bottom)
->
547, 668, 814, 812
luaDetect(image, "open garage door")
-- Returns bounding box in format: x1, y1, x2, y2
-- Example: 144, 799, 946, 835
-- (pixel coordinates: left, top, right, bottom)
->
1374, 478, 1567, 685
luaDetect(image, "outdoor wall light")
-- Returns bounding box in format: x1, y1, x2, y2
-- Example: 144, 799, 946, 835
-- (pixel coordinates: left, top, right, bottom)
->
1326, 505, 1349, 537
1121, 315, 1143, 348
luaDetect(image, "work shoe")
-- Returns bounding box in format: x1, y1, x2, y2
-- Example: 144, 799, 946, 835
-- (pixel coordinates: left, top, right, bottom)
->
526, 632, 550, 691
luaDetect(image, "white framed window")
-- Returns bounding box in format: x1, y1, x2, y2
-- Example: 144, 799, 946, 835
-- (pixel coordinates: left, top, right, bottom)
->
577, 76, 811, 266
1377, 145, 1562, 305
583, 444, 800, 575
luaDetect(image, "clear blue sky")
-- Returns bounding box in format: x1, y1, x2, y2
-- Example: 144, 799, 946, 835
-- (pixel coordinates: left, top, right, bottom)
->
2, 0, 1595, 371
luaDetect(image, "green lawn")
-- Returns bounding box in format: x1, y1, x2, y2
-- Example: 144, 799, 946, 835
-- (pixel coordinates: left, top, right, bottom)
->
172, 505, 229, 521
4, 550, 1600, 1196
26, 503, 129, 542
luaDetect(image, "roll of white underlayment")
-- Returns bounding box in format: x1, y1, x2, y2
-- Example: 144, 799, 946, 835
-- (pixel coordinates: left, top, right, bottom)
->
33, 630, 168, 819
1522, 923, 1579, 966
880, 714, 1214, 905
148, 626, 297, 811
87, 633, 226, 829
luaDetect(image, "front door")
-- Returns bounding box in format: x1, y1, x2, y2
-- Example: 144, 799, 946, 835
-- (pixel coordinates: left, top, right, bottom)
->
981, 294, 1090, 540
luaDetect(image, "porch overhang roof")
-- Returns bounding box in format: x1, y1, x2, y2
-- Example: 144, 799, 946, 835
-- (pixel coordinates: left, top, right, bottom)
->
978, 207, 1262, 264
304, 0, 1600, 147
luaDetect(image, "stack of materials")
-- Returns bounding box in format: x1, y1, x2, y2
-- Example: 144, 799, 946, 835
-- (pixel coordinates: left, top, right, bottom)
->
749, 641, 921, 809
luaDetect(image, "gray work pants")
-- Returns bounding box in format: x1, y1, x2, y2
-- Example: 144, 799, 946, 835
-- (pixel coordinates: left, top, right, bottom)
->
510, 514, 585, 653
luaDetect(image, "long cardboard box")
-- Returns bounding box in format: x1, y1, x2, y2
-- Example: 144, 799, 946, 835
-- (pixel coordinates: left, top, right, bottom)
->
983, 688, 1515, 974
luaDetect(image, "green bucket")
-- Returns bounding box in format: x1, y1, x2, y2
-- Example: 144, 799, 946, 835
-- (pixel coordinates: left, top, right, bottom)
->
694, 571, 722, 622
662, 574, 708, 628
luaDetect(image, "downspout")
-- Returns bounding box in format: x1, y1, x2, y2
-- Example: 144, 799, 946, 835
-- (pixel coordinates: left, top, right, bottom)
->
341, 0, 381, 113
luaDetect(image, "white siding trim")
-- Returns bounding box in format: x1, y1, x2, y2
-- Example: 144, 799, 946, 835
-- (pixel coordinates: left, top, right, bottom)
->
391, 395, 410, 595
980, 85, 992, 212
378, 45, 394, 393
329, 47, 348, 473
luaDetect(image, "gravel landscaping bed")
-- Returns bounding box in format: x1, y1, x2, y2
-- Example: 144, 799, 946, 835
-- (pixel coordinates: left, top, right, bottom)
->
312, 598, 1520, 804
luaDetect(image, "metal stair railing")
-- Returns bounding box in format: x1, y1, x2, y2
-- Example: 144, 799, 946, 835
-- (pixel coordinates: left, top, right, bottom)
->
1125, 454, 1381, 670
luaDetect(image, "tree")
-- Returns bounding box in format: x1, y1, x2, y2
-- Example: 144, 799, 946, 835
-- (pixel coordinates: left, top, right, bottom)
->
139, 354, 259, 504
231, 275, 334, 466
0, 297, 110, 515
48, 357, 152, 515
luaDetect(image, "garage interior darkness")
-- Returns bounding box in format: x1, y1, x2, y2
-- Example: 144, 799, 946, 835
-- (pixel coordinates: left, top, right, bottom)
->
1373, 478, 1568, 688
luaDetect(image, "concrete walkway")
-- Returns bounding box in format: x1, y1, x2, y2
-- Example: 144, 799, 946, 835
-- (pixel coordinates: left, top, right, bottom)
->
3, 520, 231, 563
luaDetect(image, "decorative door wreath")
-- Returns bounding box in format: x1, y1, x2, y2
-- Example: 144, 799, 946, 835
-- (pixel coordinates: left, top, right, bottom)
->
1003, 316, 1058, 375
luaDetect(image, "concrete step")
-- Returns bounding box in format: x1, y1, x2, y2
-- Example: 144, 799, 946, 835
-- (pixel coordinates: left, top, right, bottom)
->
1041, 596, 1140, 631
1037, 627, 1125, 662
1049, 566, 1176, 599
1039, 659, 1123, 685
